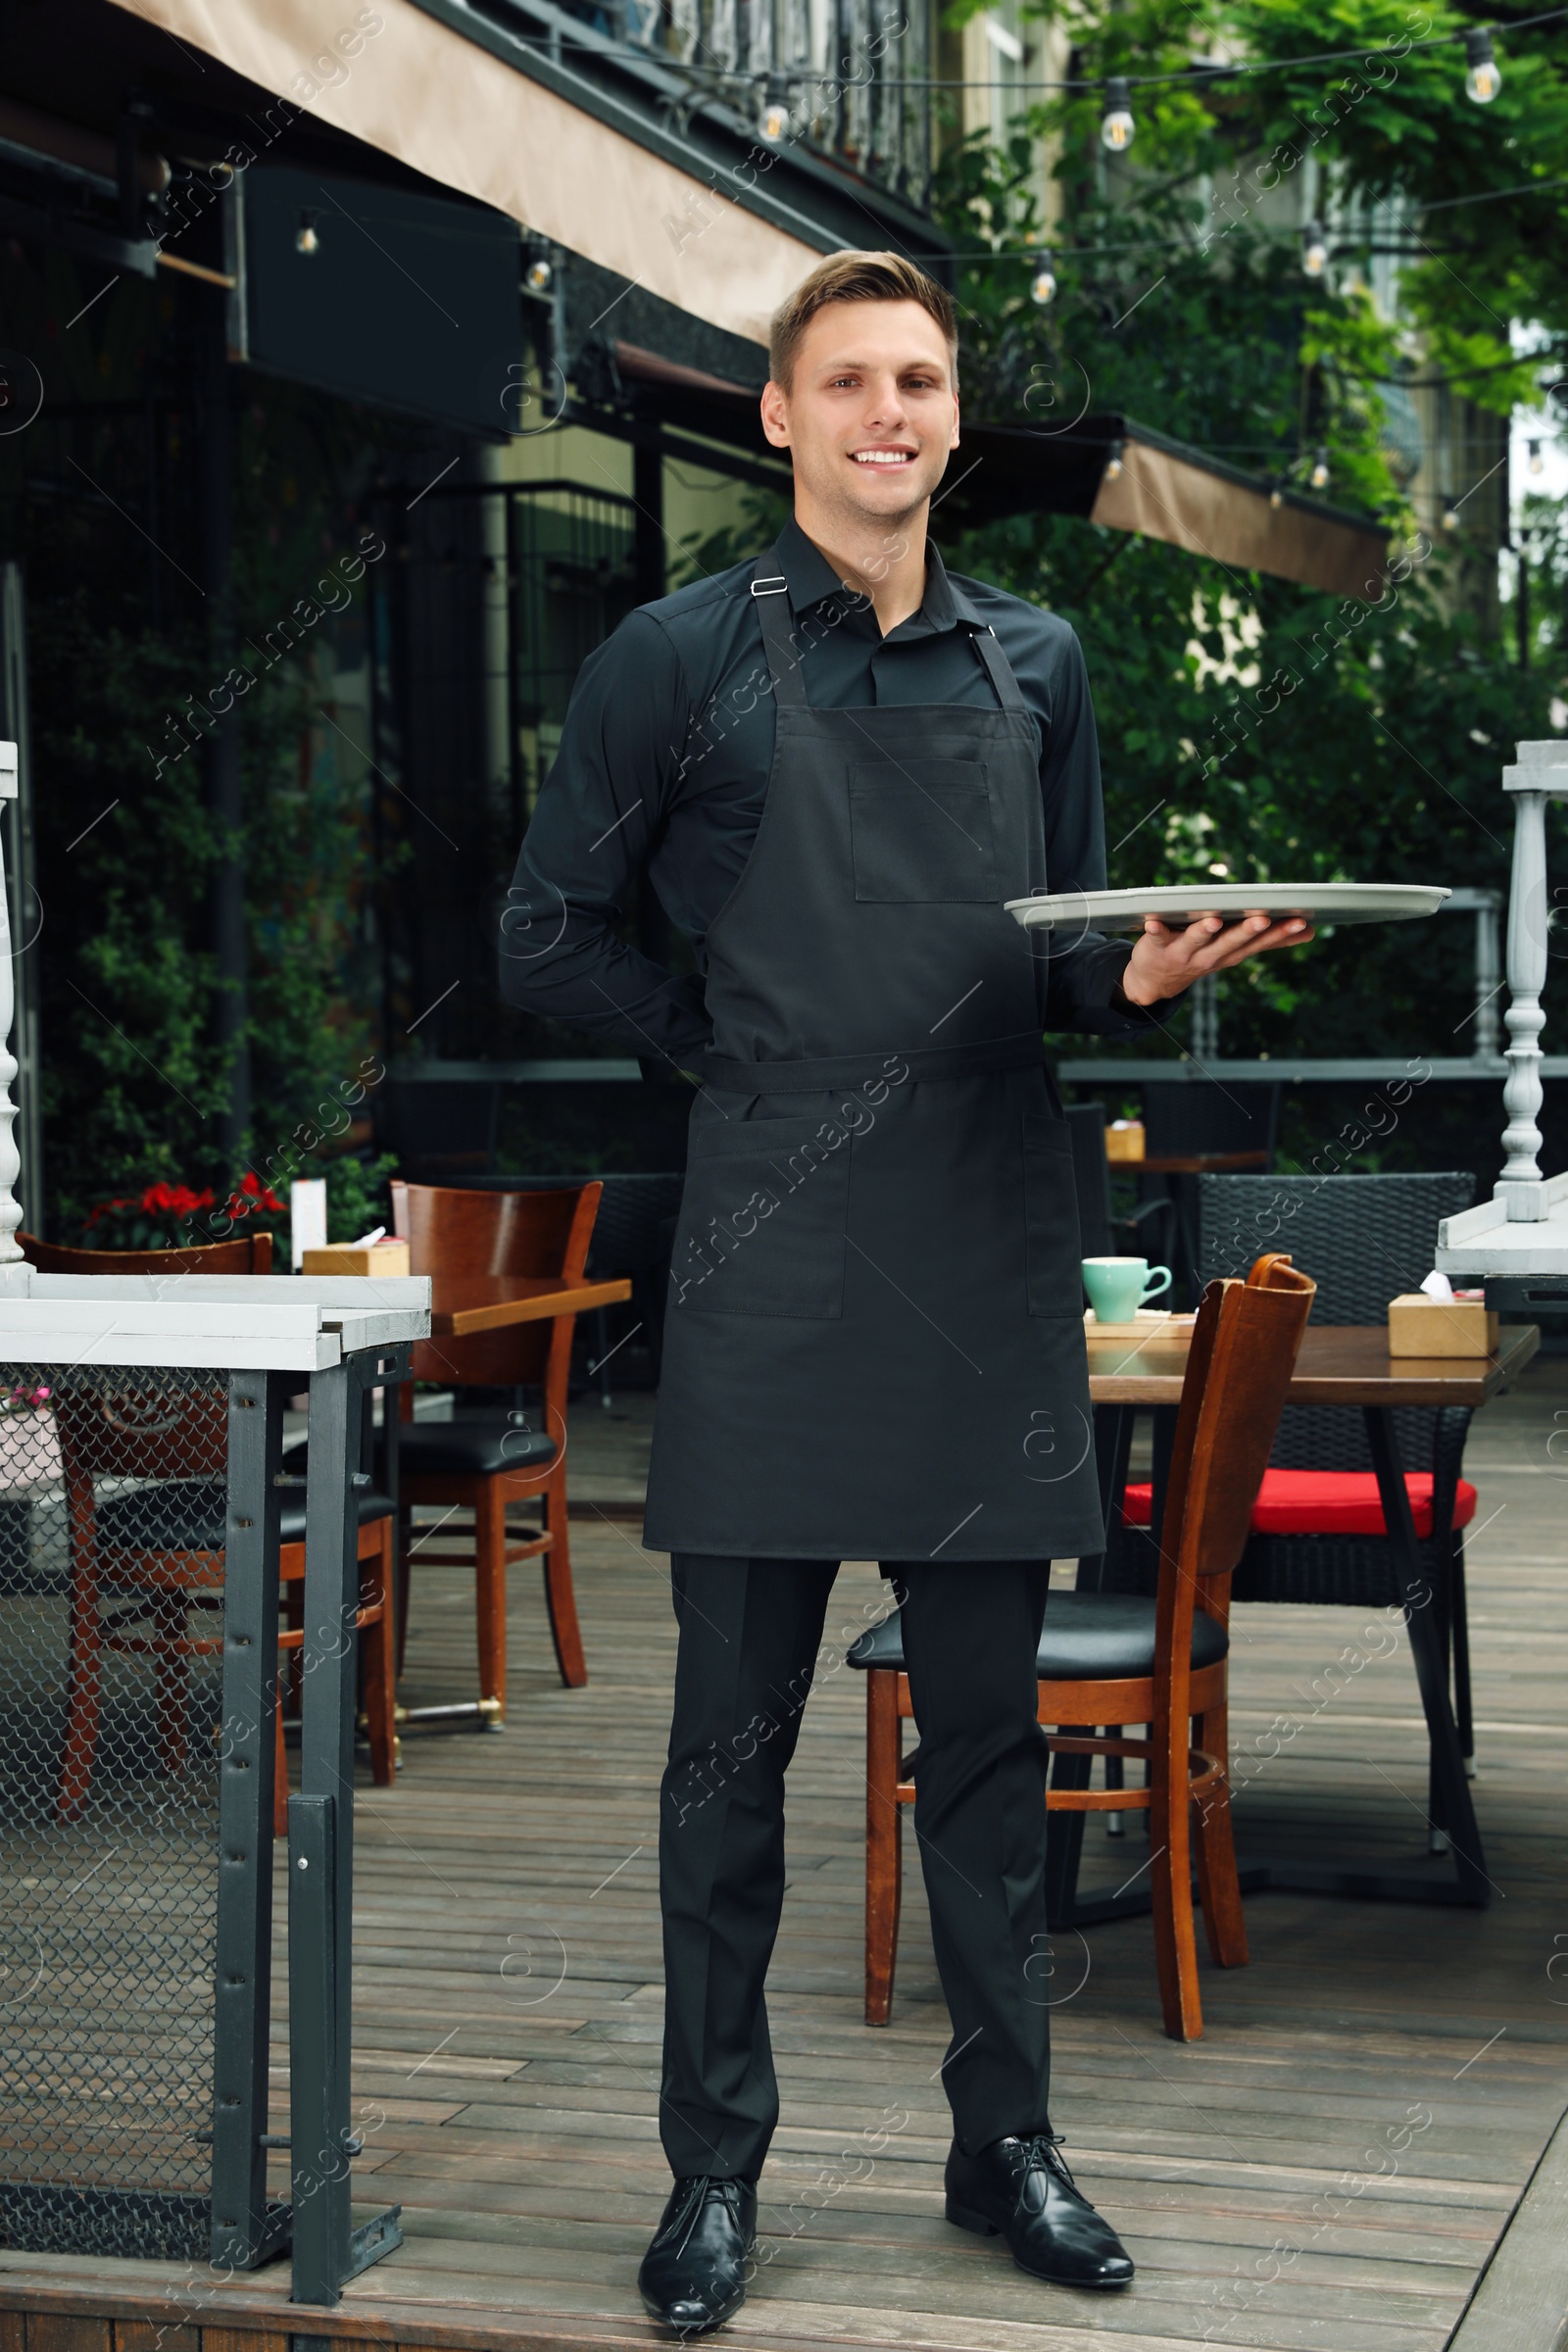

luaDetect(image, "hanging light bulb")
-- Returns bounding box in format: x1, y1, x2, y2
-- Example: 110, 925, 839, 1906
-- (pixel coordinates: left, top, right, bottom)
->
295, 211, 319, 255
1528, 438, 1544, 475
1100, 77, 1135, 152
1104, 438, 1125, 480
1463, 26, 1500, 103
759, 75, 793, 144
1309, 447, 1329, 490
1028, 250, 1056, 307
1301, 220, 1328, 277
1268, 484, 1284, 509
525, 253, 554, 294
1442, 504, 1460, 531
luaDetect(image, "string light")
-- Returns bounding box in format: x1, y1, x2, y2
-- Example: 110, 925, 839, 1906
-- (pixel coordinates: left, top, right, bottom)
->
1028, 250, 1057, 305
1442, 504, 1461, 530
1528, 438, 1544, 473
1301, 220, 1328, 277
1101, 77, 1135, 151
759, 74, 793, 143
1309, 447, 1329, 489
1104, 439, 1125, 479
525, 254, 554, 293
295, 211, 319, 255
1464, 26, 1501, 102
1268, 484, 1284, 508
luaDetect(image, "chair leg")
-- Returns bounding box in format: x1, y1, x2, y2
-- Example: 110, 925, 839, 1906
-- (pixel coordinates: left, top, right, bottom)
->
57, 1573, 103, 1824
154, 1593, 190, 1778
285, 1578, 305, 1717
540, 1467, 588, 1689
362, 1523, 398, 1788
474, 1479, 510, 1722
395, 1504, 413, 1677
865, 1669, 903, 2027
1192, 1700, 1249, 1971
1150, 1704, 1203, 2041
273, 1700, 289, 1840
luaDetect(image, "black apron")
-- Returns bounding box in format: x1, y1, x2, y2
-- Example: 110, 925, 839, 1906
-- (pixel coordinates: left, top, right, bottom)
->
642, 548, 1103, 1562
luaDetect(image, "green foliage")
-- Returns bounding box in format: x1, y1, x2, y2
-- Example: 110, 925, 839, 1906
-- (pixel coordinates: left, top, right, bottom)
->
1017, 0, 1568, 412
928, 49, 1567, 1086
323, 1150, 401, 1244
10, 240, 421, 1234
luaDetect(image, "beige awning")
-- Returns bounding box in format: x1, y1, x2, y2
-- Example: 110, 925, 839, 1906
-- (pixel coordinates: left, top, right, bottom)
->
1092, 433, 1388, 602
106, 0, 826, 346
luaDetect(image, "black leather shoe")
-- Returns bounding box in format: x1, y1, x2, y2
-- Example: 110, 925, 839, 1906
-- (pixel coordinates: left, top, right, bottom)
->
638, 2175, 757, 2335
946, 2132, 1134, 2288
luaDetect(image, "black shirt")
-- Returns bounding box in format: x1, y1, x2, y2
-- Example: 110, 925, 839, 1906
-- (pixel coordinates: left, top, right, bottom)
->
501, 516, 1150, 1066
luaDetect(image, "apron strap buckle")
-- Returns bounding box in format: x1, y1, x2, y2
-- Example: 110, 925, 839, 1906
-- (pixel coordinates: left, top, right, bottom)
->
750, 575, 788, 597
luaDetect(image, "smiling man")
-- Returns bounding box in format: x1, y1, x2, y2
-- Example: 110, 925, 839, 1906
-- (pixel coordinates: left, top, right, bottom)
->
501, 252, 1308, 2336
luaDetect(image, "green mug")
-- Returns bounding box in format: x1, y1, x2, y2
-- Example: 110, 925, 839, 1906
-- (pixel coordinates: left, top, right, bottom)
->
1082, 1255, 1173, 1322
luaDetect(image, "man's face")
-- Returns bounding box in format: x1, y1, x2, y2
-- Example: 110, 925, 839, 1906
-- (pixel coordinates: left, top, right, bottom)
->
760, 299, 959, 527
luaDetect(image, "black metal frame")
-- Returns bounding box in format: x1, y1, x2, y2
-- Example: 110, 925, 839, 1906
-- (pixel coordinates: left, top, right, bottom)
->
1047, 1398, 1490, 1931
288, 1341, 411, 2308
211, 1368, 292, 2270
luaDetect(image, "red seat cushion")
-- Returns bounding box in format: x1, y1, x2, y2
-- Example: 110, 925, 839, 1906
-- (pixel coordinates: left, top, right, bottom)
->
1122, 1469, 1478, 1540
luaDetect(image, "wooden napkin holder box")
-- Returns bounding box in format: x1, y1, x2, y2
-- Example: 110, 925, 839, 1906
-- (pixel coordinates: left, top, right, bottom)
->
1387, 1294, 1497, 1358
301, 1241, 412, 1278
1104, 1120, 1146, 1162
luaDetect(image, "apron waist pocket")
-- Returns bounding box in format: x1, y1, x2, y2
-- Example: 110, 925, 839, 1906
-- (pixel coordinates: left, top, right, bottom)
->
671, 1113, 851, 1319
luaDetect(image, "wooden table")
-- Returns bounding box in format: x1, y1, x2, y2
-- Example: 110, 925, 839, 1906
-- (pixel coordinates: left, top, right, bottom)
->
1061, 1322, 1542, 1918
427, 1273, 632, 1338
1123, 1149, 1270, 1175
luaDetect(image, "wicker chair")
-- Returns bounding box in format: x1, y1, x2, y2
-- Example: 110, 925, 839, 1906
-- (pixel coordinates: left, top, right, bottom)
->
1121, 1173, 1481, 1812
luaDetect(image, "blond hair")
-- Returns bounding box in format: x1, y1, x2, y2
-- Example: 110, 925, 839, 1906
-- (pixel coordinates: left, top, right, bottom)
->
768, 251, 958, 390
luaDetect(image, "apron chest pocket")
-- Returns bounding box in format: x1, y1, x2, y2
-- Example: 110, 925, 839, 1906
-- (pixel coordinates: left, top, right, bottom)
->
1021, 1113, 1083, 1318
850, 761, 997, 903
670, 1115, 851, 1319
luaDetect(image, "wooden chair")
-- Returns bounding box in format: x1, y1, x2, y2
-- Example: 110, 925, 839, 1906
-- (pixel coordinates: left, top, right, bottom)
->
389, 1180, 601, 1712
52, 1375, 397, 1827
850, 1251, 1316, 2043
20, 1230, 273, 1274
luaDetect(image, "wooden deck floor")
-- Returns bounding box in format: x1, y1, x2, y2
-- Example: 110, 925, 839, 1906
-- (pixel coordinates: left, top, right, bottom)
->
4, 1362, 1567, 2352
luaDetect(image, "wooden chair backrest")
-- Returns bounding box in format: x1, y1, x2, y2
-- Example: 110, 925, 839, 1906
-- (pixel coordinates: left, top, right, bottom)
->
392, 1180, 602, 1388
20, 1231, 273, 1275
52, 1378, 230, 1487
1153, 1251, 1315, 1722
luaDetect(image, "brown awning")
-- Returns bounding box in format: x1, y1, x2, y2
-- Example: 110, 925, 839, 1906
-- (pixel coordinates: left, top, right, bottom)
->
106, 0, 828, 346
609, 348, 1390, 600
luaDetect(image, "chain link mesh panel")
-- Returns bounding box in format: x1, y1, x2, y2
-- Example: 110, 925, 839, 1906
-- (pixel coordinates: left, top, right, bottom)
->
0, 1365, 231, 2257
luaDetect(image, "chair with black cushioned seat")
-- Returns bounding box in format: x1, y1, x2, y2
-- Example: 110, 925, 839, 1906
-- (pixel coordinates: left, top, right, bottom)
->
389, 1179, 601, 1711
51, 1384, 396, 1830
851, 1251, 1316, 2042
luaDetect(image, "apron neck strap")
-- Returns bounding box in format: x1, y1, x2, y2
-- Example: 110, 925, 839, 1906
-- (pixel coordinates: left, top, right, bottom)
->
751, 544, 1031, 716
751, 548, 809, 708
948, 582, 1031, 714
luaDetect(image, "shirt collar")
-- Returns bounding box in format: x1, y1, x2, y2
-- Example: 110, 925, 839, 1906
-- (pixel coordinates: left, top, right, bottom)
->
774, 515, 961, 637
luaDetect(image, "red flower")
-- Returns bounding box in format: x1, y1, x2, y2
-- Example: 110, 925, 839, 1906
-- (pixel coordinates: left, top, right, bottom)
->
225, 1171, 286, 1218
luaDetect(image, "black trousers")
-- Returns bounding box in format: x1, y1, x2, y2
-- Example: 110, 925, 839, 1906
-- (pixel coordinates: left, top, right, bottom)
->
659, 1553, 1053, 2180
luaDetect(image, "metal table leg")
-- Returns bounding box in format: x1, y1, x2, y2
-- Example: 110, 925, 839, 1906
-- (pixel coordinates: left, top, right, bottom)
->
1363, 1404, 1489, 1904
290, 1346, 408, 2307
211, 1369, 290, 2271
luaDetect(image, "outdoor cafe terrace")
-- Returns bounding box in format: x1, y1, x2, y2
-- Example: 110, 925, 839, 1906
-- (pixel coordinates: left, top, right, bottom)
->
2, 1352, 1567, 2352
